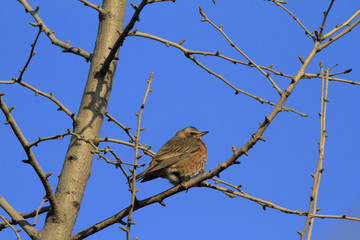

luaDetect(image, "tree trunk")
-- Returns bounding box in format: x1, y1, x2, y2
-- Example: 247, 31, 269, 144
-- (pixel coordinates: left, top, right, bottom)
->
40, 0, 127, 238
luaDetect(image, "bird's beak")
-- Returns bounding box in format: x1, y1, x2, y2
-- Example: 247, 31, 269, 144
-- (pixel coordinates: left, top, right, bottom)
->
198, 131, 209, 136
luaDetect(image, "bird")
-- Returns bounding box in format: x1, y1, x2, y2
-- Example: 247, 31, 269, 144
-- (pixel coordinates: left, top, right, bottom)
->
134, 126, 209, 185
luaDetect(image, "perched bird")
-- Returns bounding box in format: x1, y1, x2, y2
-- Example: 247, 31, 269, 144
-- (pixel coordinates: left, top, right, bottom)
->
134, 126, 209, 185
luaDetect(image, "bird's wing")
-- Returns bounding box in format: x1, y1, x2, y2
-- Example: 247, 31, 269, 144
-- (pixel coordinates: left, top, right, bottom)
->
145, 137, 200, 174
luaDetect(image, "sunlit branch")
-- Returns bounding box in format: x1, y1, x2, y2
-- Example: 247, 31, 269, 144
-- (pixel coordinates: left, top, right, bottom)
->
17, 0, 91, 60
0, 95, 59, 215
199, 7, 283, 95
0, 196, 38, 239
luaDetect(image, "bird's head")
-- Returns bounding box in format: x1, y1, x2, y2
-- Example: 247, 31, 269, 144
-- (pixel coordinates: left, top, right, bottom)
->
176, 126, 209, 139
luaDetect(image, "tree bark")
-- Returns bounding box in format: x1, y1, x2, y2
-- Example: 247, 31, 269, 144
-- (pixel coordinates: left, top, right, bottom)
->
40, 0, 127, 239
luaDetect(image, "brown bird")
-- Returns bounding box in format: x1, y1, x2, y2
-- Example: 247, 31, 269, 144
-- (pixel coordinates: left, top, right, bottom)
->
134, 126, 209, 185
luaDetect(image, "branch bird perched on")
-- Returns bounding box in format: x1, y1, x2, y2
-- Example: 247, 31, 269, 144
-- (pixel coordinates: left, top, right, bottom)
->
133, 126, 209, 185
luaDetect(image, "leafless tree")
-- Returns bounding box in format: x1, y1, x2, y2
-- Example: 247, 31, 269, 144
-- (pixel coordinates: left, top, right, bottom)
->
1, 0, 360, 239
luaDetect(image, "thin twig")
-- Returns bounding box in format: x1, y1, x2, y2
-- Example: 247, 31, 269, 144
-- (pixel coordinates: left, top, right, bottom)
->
97, 137, 155, 157
318, 17, 360, 51
314, 214, 360, 222
32, 199, 48, 226
301, 62, 331, 240
29, 132, 71, 147
0, 215, 21, 240
268, 0, 315, 40
323, 10, 360, 39
105, 112, 136, 142
147, 0, 175, 3
202, 181, 360, 222
16, 27, 42, 83
128, 31, 307, 117
0, 80, 76, 119
126, 73, 154, 240
199, 7, 283, 95
77, 0, 106, 14
319, 0, 335, 37
18, 81, 76, 120
17, 0, 91, 60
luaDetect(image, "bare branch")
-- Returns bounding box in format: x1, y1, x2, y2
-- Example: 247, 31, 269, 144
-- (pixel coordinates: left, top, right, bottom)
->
29, 132, 71, 147
319, 0, 335, 37
126, 72, 154, 240
97, 137, 155, 157
0, 196, 39, 239
318, 17, 360, 51
77, 0, 106, 14
17, 0, 91, 60
0, 207, 50, 231
323, 10, 360, 39
16, 27, 42, 83
268, 0, 315, 40
71, 40, 323, 240
0, 95, 59, 215
9, 80, 76, 120
147, 0, 175, 3
301, 62, 331, 240
128, 31, 307, 117
199, 7, 283, 95
32, 199, 48, 227
105, 112, 136, 142
314, 214, 360, 222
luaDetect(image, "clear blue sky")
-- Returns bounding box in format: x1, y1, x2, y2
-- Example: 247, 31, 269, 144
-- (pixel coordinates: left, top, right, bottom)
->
1, 0, 360, 239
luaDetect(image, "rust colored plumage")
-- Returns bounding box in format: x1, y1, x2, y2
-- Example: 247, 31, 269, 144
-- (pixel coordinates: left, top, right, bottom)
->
135, 126, 208, 185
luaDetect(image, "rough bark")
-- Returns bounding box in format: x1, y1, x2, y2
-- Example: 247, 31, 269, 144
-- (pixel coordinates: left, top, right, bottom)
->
40, 0, 127, 239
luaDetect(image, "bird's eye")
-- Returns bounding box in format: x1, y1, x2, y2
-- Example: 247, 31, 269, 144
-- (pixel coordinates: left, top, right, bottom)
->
190, 132, 197, 135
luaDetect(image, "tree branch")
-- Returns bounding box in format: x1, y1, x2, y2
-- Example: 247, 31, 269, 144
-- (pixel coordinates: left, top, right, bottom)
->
125, 72, 154, 240
322, 10, 360, 39
77, 0, 106, 14
0, 196, 39, 239
128, 31, 307, 117
71, 39, 324, 240
0, 95, 60, 218
17, 0, 91, 60
300, 62, 331, 240
16, 27, 42, 83
199, 7, 283, 95
268, 0, 315, 40
0, 207, 50, 231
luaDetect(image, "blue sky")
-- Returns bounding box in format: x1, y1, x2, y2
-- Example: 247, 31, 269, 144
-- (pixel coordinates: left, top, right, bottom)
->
1, 0, 360, 239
